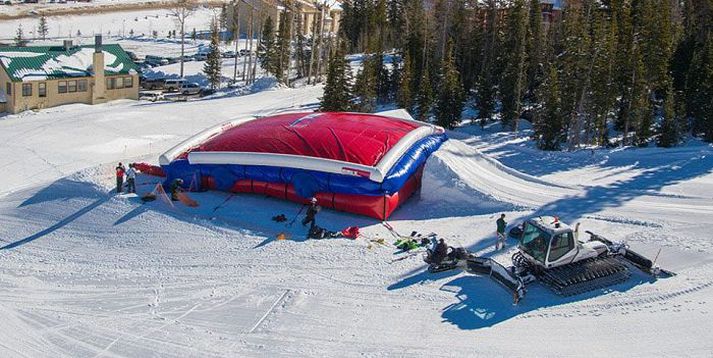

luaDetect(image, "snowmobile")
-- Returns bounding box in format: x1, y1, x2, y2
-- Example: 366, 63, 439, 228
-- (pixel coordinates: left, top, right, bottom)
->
424, 216, 672, 303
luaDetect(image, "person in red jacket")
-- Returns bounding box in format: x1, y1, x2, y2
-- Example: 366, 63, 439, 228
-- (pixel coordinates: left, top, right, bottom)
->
115, 162, 125, 194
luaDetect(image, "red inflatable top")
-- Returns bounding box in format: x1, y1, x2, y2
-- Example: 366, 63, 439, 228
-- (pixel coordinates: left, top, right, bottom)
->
194, 112, 420, 166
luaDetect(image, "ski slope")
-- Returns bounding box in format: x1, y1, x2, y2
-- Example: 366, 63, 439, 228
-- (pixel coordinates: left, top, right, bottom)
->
1, 90, 712, 356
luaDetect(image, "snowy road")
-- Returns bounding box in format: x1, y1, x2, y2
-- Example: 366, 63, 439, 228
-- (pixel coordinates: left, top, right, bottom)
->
0, 91, 712, 356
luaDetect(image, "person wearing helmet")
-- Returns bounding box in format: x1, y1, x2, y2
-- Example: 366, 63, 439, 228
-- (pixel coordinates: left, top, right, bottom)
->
170, 178, 184, 201
302, 197, 320, 232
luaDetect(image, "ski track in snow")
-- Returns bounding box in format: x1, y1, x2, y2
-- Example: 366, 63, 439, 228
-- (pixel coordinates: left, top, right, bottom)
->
0, 89, 712, 356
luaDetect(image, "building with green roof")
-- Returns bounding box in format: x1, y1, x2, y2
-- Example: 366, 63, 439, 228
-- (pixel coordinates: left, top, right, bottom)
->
0, 37, 139, 114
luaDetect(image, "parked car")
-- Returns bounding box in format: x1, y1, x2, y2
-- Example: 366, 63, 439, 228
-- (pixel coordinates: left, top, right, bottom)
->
166, 57, 180, 64
139, 91, 166, 102
140, 78, 165, 90
178, 82, 203, 95
180, 55, 194, 62
164, 78, 187, 92
145, 55, 169, 66
221, 51, 236, 58
192, 53, 208, 61
239, 49, 253, 56
125, 51, 139, 61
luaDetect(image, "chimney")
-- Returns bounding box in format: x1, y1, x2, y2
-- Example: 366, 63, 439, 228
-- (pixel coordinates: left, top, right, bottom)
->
94, 35, 102, 53
63, 39, 73, 51
92, 35, 106, 104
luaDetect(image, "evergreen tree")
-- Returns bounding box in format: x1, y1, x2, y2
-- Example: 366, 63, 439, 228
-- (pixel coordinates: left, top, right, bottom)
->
203, 21, 223, 90
275, 8, 292, 84
476, 0, 500, 122
524, 0, 543, 98
500, 0, 528, 131
38, 15, 49, 40
687, 31, 713, 141
657, 82, 681, 147
258, 16, 277, 76
191, 28, 197, 41
320, 40, 353, 111
14, 25, 26, 47
415, 66, 433, 121
434, 46, 464, 129
535, 64, 565, 150
352, 57, 377, 112
397, 51, 414, 110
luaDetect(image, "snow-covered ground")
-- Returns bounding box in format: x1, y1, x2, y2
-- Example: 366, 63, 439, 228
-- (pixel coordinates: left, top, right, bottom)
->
1, 82, 713, 356
0, 6, 220, 41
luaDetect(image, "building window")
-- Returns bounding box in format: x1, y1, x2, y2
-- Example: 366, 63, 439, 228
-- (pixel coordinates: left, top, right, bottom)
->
106, 77, 116, 90
5, 82, 10, 95
58, 81, 67, 94
39, 82, 46, 97
123, 76, 133, 88
22, 83, 32, 97
68, 80, 77, 93
78, 79, 87, 92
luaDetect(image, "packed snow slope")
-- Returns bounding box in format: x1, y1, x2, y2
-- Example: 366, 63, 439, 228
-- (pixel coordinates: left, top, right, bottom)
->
1, 91, 713, 357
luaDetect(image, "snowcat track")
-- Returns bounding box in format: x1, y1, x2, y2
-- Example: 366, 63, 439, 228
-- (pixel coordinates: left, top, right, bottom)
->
530, 255, 631, 296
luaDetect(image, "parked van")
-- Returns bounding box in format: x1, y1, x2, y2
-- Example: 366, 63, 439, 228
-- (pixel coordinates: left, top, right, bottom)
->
164, 78, 187, 92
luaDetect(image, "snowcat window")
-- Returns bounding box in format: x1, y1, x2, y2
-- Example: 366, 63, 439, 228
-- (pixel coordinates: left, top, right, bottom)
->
548, 233, 574, 262
520, 223, 549, 264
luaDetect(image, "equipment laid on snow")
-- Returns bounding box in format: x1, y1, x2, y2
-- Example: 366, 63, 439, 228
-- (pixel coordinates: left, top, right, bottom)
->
424, 216, 673, 303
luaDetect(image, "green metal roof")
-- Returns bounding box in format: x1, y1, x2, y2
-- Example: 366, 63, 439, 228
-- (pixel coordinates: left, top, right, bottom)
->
0, 44, 138, 82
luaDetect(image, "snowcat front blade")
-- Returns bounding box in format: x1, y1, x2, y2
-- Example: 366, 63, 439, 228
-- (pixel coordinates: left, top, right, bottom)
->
464, 257, 526, 303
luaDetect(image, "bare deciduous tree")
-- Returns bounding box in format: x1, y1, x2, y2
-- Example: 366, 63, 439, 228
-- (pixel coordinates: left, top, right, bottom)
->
170, 0, 196, 78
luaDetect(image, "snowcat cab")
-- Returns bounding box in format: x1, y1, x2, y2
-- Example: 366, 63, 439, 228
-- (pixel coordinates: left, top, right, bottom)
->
518, 216, 607, 269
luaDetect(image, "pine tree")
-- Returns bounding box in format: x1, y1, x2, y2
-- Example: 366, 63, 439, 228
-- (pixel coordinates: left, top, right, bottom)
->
434, 46, 464, 129
203, 21, 223, 90
630, 47, 650, 146
535, 64, 565, 150
500, 0, 528, 131
38, 15, 49, 41
258, 16, 277, 76
524, 0, 543, 98
397, 51, 414, 110
320, 40, 353, 111
415, 66, 433, 122
476, 0, 500, 122
657, 82, 680, 147
352, 57, 377, 112
191, 28, 197, 41
275, 8, 292, 84
14, 24, 26, 47
687, 31, 713, 141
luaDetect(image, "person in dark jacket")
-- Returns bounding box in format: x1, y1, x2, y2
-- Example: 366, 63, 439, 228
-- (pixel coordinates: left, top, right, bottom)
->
170, 178, 184, 201
496, 213, 507, 250
302, 197, 320, 231
432, 238, 449, 264
115, 162, 126, 194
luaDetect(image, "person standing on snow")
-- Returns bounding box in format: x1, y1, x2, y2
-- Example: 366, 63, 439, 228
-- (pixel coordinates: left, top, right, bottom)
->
302, 197, 320, 232
115, 162, 126, 194
496, 213, 507, 250
125, 163, 137, 194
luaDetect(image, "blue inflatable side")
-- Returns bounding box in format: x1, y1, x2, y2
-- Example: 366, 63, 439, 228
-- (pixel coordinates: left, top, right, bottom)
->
162, 133, 447, 197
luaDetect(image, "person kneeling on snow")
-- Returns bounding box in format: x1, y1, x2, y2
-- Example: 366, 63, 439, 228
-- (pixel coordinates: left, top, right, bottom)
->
302, 197, 320, 231
432, 238, 449, 264
170, 178, 184, 201
125, 163, 137, 194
